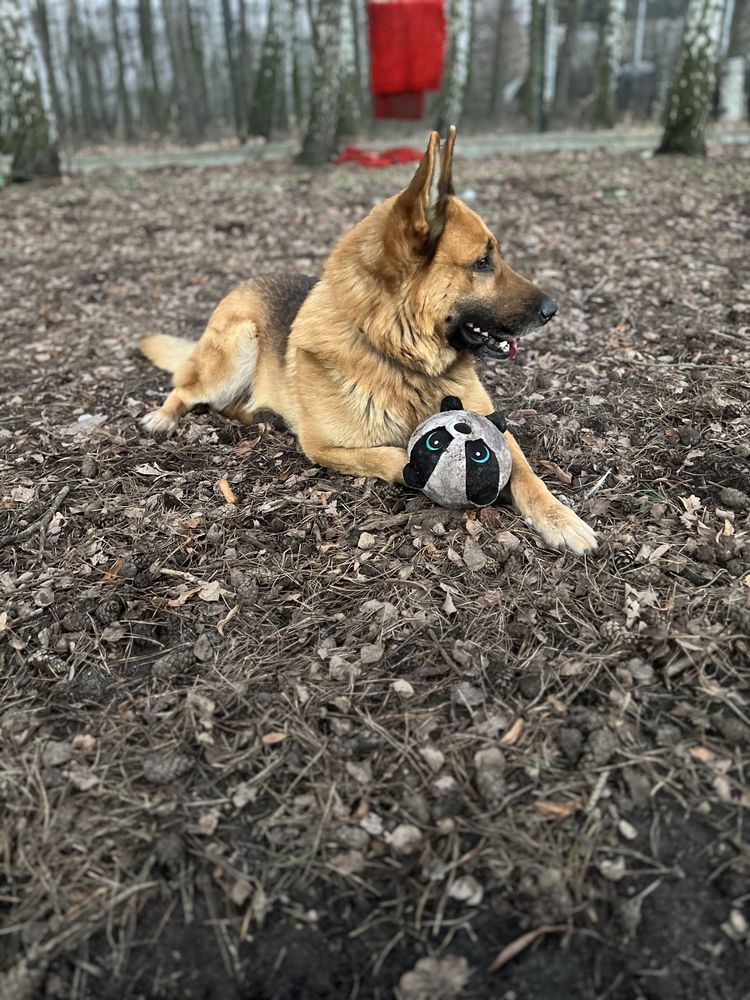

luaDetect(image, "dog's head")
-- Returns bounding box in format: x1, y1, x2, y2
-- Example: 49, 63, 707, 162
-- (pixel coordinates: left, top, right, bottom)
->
382, 128, 557, 364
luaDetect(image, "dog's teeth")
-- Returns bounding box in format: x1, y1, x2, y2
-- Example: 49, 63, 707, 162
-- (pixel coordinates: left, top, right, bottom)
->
499, 341, 508, 350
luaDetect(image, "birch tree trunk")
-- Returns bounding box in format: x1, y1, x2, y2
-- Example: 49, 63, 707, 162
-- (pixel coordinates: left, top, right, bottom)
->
658, 0, 724, 154
436, 0, 471, 132
0, 0, 60, 180
719, 0, 749, 121
540, 0, 558, 130
300, 0, 342, 165
594, 0, 625, 128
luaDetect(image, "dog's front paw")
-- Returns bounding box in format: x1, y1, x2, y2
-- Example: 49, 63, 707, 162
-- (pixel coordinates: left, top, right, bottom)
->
529, 499, 598, 555
141, 409, 177, 435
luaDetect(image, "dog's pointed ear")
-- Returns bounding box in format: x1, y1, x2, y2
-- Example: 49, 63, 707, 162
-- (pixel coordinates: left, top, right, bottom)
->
394, 131, 446, 248
440, 125, 456, 196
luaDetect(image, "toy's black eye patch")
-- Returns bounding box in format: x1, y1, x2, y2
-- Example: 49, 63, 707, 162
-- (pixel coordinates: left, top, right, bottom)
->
402, 425, 454, 490
469, 442, 491, 464
465, 438, 500, 506
425, 427, 452, 453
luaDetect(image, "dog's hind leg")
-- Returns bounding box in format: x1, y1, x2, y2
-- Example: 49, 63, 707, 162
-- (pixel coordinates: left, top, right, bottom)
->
140, 288, 260, 435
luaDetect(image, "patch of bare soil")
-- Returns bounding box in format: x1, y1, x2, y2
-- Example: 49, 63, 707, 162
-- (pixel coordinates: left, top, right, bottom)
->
1, 148, 749, 1000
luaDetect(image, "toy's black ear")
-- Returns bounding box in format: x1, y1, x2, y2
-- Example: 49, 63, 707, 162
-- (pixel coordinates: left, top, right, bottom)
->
440, 395, 463, 412
486, 410, 507, 432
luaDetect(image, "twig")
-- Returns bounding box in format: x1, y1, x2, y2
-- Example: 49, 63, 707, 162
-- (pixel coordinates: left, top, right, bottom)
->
0, 486, 70, 548
583, 469, 611, 500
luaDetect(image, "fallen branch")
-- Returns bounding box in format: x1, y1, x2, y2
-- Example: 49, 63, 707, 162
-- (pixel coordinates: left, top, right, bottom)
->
0, 486, 70, 548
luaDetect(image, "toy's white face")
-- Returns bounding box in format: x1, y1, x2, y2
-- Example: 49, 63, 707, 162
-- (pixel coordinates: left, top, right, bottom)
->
405, 409, 512, 509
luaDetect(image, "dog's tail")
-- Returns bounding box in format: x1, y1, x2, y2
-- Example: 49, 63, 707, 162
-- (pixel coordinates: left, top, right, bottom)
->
138, 334, 195, 374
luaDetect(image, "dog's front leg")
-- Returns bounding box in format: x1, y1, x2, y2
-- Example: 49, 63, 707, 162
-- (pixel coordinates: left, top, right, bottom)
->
503, 431, 597, 555
455, 380, 596, 554
299, 436, 408, 485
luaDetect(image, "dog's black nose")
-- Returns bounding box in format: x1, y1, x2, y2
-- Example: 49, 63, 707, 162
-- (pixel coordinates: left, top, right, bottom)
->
539, 297, 558, 324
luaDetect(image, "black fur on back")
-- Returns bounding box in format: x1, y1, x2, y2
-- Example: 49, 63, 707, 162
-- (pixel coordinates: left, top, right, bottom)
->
254, 273, 318, 358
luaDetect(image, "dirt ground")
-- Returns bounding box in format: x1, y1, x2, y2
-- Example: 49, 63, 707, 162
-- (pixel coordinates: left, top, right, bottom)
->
1, 146, 749, 1000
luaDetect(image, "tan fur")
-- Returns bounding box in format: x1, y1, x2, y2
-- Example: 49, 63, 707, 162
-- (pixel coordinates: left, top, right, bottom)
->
138, 128, 596, 554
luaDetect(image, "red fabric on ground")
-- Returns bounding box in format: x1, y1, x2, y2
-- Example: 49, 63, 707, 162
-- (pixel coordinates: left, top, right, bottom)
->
368, 0, 445, 95
335, 146, 424, 168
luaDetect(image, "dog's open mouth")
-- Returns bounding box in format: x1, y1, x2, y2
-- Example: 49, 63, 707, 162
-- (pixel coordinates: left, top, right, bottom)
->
461, 321, 518, 361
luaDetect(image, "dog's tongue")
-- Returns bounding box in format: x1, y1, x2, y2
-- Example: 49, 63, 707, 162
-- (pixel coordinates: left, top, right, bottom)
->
509, 339, 518, 361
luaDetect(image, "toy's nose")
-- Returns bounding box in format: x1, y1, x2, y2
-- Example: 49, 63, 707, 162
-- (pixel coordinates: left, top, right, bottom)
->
454, 422, 471, 434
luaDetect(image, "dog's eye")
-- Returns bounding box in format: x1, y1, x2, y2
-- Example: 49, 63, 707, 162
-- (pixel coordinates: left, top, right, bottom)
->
473, 255, 492, 273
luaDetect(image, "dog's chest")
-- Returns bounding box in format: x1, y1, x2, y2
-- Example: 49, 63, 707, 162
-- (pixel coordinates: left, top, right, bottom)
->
345, 373, 450, 448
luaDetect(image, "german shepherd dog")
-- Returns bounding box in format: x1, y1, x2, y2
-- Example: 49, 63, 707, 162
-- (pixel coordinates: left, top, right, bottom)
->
139, 128, 596, 554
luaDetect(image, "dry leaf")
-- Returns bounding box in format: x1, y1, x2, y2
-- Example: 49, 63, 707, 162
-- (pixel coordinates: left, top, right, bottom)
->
97, 556, 124, 584
534, 799, 580, 819
168, 586, 201, 607
487, 924, 567, 973
398, 955, 470, 1000
392, 679, 414, 697
198, 580, 222, 602
648, 543, 671, 563
216, 477, 238, 505
443, 590, 457, 615
689, 746, 714, 764
538, 460, 572, 485
261, 731, 287, 746
217, 604, 238, 635
500, 718, 525, 746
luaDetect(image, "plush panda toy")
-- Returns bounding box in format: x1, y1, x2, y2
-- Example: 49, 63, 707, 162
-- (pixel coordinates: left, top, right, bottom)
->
403, 396, 512, 508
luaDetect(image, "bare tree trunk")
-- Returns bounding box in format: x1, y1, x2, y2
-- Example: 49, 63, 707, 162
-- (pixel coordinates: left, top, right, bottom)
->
67, 0, 97, 139
554, 0, 581, 115
436, 0, 471, 132
110, 0, 134, 139
0, 0, 60, 180
237, 0, 254, 120
32, 0, 66, 138
489, 0, 512, 117
138, 0, 165, 132
658, 0, 724, 154
337, 0, 360, 138
86, 14, 112, 135
518, 0, 543, 124
300, 0, 342, 165
221, 0, 246, 141
594, 0, 626, 128
249, 1, 281, 137
163, 0, 206, 143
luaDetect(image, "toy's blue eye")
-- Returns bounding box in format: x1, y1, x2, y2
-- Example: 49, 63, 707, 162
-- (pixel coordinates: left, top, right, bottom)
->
470, 443, 491, 464
426, 433, 445, 452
